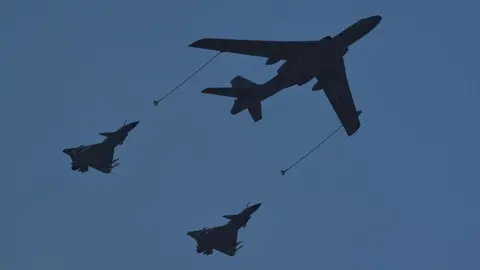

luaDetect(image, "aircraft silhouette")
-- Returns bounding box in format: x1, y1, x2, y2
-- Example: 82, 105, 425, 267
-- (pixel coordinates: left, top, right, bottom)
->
62, 143, 119, 174
187, 224, 244, 256
190, 15, 382, 136
62, 121, 139, 174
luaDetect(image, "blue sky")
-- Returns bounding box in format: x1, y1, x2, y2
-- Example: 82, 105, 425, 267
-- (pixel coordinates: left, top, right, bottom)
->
2, 0, 480, 269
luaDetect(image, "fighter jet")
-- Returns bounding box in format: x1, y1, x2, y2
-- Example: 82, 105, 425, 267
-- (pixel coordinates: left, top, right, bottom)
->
189, 15, 382, 136
187, 224, 244, 256
222, 202, 262, 228
62, 143, 119, 174
99, 120, 139, 146
62, 121, 138, 174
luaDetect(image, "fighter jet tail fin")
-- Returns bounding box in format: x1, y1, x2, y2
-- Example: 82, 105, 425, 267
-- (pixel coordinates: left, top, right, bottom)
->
99, 132, 115, 137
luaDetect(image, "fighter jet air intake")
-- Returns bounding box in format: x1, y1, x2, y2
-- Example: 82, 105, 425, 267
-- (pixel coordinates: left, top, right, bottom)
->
62, 121, 139, 174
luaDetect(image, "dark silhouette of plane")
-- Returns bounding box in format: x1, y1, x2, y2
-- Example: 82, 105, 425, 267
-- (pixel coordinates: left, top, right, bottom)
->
187, 224, 244, 256
189, 15, 382, 136
99, 120, 139, 146
186, 203, 261, 256
61, 121, 138, 174
62, 143, 119, 174
202, 75, 296, 122
223, 202, 262, 228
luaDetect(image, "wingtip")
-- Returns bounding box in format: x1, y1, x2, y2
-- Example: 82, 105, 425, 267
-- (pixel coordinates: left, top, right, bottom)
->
189, 39, 207, 48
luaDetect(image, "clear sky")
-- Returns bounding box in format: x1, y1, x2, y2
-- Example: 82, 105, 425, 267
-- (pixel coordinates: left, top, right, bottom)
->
2, 0, 479, 269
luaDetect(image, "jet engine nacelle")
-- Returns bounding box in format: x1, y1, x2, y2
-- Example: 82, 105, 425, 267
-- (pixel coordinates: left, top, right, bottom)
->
266, 57, 281, 65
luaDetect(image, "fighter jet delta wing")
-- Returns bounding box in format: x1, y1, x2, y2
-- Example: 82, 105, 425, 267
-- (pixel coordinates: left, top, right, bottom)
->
318, 56, 360, 136
189, 38, 320, 61
63, 143, 119, 174
214, 228, 243, 256
87, 145, 118, 174
187, 225, 244, 257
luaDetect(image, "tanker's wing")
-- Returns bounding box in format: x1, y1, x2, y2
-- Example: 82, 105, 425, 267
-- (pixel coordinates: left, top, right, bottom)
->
189, 38, 319, 60
322, 56, 360, 136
